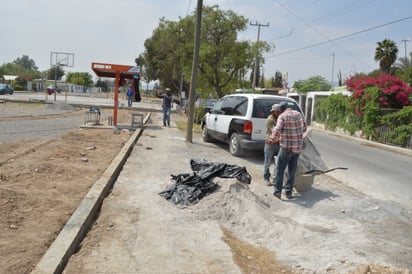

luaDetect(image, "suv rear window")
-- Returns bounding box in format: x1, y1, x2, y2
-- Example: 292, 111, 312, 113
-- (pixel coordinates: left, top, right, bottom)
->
252, 99, 301, 118
220, 96, 248, 116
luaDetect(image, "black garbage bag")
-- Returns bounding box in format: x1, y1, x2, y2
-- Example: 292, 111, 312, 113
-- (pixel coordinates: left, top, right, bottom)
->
190, 158, 252, 184
159, 159, 252, 207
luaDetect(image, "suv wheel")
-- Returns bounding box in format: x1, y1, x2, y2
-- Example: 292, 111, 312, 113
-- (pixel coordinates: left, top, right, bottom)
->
202, 125, 212, 142
229, 132, 244, 156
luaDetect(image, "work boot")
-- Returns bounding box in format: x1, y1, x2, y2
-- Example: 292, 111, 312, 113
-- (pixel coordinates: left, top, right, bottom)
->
273, 192, 281, 200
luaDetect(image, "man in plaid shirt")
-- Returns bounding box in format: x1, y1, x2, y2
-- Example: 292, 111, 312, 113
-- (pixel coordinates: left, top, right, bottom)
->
271, 101, 307, 199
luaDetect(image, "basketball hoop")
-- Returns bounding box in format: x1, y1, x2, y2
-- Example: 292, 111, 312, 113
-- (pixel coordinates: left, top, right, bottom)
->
49, 52, 75, 101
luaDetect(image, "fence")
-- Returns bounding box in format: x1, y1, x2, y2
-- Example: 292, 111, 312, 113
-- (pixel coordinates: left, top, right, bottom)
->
377, 108, 412, 149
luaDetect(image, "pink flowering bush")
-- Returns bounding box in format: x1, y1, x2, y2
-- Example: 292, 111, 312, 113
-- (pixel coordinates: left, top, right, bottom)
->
346, 74, 411, 113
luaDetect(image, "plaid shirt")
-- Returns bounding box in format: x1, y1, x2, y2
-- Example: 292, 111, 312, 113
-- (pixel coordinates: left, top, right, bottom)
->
272, 108, 307, 153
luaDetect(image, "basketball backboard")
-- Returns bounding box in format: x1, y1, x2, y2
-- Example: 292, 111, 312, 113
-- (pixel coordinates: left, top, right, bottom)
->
50, 52, 74, 67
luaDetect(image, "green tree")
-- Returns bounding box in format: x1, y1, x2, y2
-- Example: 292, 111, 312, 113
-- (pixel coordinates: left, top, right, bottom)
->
374, 39, 398, 74
272, 71, 283, 88
394, 51, 412, 86
395, 52, 411, 69
142, 5, 263, 98
0, 56, 41, 79
337, 70, 342, 86
95, 79, 110, 92
293, 75, 331, 92
0, 56, 42, 90
13, 55, 38, 71
47, 65, 65, 80
142, 17, 189, 92
66, 72, 93, 87
314, 93, 358, 133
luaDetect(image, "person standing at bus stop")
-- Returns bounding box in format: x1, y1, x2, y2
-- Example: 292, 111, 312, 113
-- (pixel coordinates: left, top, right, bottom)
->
126, 85, 134, 107
271, 101, 307, 199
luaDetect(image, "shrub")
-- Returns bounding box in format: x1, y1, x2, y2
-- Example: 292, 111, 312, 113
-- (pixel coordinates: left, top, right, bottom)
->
314, 93, 358, 134
380, 106, 412, 147
346, 74, 411, 115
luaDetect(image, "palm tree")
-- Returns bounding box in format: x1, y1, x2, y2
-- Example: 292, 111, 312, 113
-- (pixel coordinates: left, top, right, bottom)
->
394, 51, 411, 69
374, 39, 398, 74
394, 52, 412, 85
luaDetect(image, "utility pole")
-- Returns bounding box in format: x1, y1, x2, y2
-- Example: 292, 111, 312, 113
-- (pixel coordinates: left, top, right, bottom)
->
401, 39, 410, 61
331, 53, 335, 87
185, 0, 202, 143
250, 21, 269, 90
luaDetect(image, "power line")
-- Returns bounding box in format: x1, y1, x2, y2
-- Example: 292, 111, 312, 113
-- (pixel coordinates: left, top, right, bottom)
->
272, 0, 372, 68
266, 15, 412, 58
186, 0, 192, 15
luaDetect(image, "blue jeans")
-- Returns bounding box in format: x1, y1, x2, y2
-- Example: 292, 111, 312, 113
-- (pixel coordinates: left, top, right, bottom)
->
263, 143, 279, 180
163, 106, 171, 126
274, 147, 300, 194
127, 96, 133, 107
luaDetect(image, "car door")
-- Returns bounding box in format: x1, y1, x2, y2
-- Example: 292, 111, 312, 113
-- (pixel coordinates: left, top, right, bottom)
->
204, 98, 223, 140
205, 96, 236, 141
214, 95, 248, 141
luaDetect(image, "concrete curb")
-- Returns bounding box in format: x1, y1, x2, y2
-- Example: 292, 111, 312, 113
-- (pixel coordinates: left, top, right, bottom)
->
31, 113, 151, 274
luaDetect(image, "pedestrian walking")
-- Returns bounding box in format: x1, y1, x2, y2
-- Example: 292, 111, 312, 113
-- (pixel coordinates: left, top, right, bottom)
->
156, 88, 173, 127
271, 101, 307, 199
263, 104, 281, 186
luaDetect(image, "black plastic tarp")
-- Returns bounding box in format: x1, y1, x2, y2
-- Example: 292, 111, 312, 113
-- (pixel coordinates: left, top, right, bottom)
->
159, 158, 251, 207
298, 134, 347, 175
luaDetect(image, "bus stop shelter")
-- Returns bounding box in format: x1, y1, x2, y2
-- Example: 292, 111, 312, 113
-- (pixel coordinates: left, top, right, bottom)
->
91, 62, 140, 126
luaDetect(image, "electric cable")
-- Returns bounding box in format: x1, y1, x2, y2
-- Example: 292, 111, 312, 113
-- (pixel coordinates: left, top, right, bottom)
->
265, 15, 412, 59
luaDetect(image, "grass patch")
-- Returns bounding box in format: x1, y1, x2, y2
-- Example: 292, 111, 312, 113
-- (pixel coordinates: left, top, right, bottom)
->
175, 120, 202, 133
174, 113, 202, 133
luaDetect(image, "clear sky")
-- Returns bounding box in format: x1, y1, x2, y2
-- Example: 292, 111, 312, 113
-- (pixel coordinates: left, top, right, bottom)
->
1, 0, 411, 86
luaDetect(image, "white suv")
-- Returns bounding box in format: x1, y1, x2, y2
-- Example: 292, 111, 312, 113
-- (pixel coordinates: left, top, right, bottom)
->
201, 93, 303, 156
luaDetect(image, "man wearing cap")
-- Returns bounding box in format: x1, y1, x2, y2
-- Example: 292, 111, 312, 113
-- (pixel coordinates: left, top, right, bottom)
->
271, 101, 307, 199
156, 88, 173, 127
263, 104, 281, 186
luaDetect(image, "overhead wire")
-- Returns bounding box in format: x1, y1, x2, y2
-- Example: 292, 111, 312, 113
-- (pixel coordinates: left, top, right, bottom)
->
311, 0, 377, 24
265, 15, 412, 58
186, 0, 192, 16
271, 0, 374, 69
